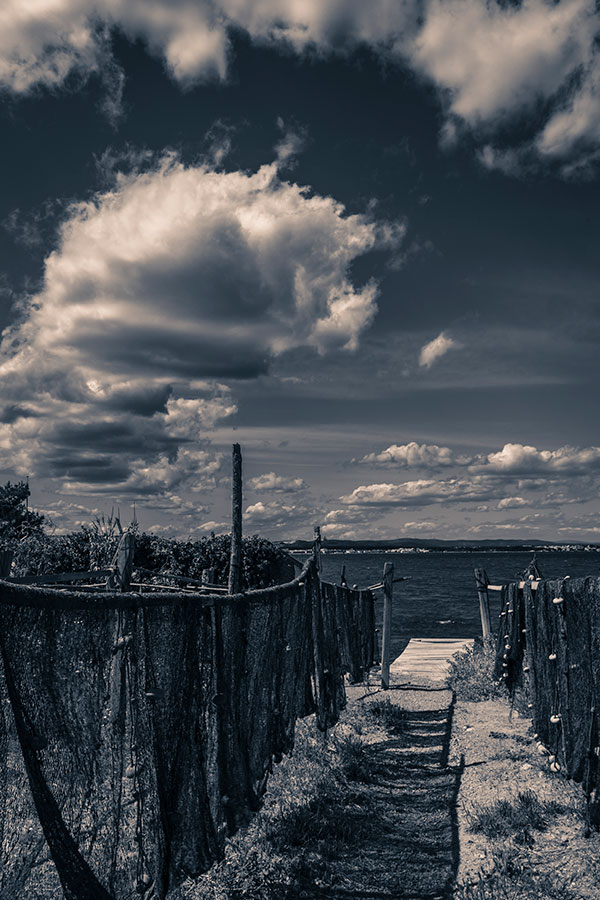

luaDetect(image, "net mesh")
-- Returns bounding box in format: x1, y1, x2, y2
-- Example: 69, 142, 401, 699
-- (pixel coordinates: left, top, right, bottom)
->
0, 559, 377, 899
495, 576, 600, 812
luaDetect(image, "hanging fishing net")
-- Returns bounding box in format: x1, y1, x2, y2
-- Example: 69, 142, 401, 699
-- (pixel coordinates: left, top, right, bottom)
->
494, 575, 600, 826
0, 559, 377, 899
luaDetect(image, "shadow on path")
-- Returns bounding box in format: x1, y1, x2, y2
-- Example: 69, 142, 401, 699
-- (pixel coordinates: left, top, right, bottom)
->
296, 692, 464, 900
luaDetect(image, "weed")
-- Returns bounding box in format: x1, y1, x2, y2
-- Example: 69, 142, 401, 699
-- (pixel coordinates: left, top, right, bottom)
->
367, 698, 408, 732
448, 644, 503, 701
336, 734, 373, 782
467, 790, 568, 842
454, 848, 582, 900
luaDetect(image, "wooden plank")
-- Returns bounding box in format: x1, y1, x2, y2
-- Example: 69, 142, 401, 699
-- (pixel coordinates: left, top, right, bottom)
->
9, 569, 112, 585
390, 637, 475, 684
488, 580, 539, 591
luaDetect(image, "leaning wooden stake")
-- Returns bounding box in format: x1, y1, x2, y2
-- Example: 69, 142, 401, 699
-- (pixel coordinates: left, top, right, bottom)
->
474, 567, 492, 648
228, 443, 243, 594
381, 562, 394, 690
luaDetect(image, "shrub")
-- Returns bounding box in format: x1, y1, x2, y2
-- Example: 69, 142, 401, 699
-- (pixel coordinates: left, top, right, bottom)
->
448, 642, 504, 701
13, 525, 295, 591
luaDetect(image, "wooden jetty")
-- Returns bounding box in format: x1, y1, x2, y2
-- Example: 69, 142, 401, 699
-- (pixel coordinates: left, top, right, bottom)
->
389, 637, 475, 685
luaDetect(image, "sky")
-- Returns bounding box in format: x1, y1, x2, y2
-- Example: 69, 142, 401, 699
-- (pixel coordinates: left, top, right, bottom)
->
0, 1, 599, 543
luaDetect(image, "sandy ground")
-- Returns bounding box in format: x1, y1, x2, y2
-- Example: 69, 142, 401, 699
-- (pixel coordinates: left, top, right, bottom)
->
346, 666, 600, 898
449, 696, 600, 897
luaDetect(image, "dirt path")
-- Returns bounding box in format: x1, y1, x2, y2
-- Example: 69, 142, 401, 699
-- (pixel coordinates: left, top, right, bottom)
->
324, 683, 461, 900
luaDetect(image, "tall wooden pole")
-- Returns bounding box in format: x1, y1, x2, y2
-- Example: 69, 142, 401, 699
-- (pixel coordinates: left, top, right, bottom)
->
381, 562, 393, 690
474, 567, 492, 648
313, 525, 322, 577
228, 443, 243, 594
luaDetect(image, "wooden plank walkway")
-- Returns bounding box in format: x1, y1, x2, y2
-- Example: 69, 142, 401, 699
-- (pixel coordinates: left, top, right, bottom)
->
390, 637, 475, 684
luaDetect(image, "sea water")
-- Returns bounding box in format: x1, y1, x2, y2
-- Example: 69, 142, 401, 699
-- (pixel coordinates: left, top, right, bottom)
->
311, 550, 599, 658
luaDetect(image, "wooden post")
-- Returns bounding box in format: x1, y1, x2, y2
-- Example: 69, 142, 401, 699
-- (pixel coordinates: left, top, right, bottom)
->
0, 549, 13, 578
228, 443, 243, 594
381, 562, 393, 690
474, 568, 492, 648
340, 564, 347, 587
118, 532, 135, 591
313, 526, 322, 577
107, 531, 135, 591
202, 567, 216, 586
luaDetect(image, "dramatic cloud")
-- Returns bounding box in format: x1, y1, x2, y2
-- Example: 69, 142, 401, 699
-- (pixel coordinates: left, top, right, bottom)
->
419, 332, 460, 368
0, 152, 392, 502
2, 2, 600, 171
357, 441, 466, 468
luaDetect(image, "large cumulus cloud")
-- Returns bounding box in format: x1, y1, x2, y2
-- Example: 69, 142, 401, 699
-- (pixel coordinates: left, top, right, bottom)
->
2, 1, 600, 173
0, 152, 392, 504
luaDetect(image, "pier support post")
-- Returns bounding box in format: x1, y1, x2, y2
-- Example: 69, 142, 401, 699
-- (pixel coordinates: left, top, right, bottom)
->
474, 568, 492, 648
381, 562, 393, 689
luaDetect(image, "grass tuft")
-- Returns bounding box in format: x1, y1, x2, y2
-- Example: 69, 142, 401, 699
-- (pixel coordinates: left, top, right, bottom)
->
454, 848, 582, 900
336, 734, 374, 782
367, 698, 408, 732
448, 643, 503, 701
467, 790, 568, 842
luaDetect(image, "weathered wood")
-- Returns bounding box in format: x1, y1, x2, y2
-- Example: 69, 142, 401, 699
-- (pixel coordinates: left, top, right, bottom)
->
390, 637, 475, 684
313, 525, 322, 575
9, 569, 112, 585
117, 531, 135, 592
202, 567, 216, 586
0, 550, 13, 578
474, 567, 492, 646
340, 564, 347, 587
488, 581, 539, 591
228, 443, 243, 594
381, 562, 393, 690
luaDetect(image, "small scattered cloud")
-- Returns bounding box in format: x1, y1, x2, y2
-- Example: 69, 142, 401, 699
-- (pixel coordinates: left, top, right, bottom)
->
497, 496, 529, 510
419, 332, 461, 368
471, 443, 600, 476
248, 472, 306, 493
356, 441, 467, 468
341, 478, 496, 508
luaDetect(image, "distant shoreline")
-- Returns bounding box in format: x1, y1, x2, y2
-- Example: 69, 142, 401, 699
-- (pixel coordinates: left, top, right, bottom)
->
280, 539, 600, 553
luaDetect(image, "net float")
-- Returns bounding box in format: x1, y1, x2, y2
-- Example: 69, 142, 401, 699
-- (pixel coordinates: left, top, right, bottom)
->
527, 703, 533, 709
550, 714, 561, 724
549, 653, 557, 661
145, 688, 164, 700
550, 761, 561, 772
537, 742, 549, 754
553, 597, 564, 605
522, 628, 527, 634
523, 666, 530, 672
